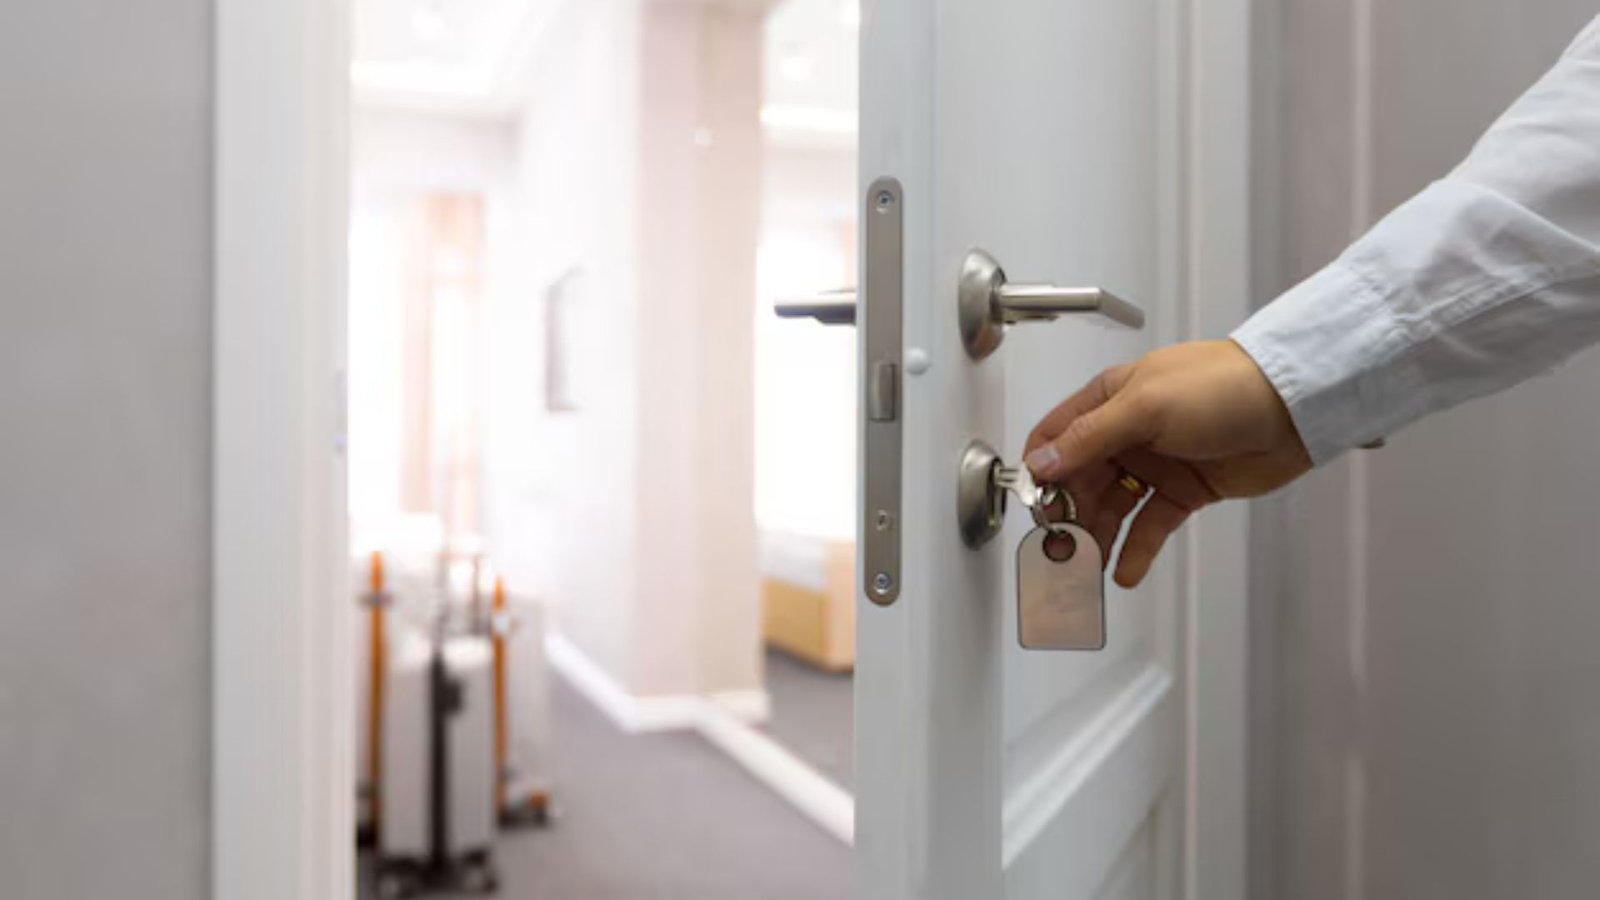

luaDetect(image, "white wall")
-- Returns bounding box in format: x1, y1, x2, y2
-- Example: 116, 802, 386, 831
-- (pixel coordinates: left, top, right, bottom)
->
352, 110, 517, 198
482, 0, 767, 701
484, 0, 645, 685
0, 2, 210, 897
633, 0, 766, 697
1253, 3, 1600, 898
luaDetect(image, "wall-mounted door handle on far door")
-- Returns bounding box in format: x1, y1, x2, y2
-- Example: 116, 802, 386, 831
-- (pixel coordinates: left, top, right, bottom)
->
959, 248, 1144, 360
774, 288, 899, 425
775, 289, 858, 326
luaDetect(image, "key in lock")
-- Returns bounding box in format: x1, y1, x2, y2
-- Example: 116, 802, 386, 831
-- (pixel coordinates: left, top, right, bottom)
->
958, 440, 1108, 651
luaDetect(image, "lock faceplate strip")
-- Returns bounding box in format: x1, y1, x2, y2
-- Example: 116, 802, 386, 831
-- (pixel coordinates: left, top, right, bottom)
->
862, 177, 904, 605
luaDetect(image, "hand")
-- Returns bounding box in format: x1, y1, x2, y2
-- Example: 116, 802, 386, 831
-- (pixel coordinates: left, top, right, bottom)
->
1023, 340, 1311, 587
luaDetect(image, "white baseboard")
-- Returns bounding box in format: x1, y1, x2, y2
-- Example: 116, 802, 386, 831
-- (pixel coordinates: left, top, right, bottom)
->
709, 688, 772, 724
545, 631, 852, 845
545, 632, 773, 732
696, 701, 855, 845
544, 632, 702, 733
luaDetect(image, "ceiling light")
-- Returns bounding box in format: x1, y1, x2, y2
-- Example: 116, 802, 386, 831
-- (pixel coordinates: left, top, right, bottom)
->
411, 2, 446, 42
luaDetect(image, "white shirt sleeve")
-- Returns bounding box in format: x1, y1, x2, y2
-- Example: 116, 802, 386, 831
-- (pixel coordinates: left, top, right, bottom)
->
1231, 16, 1600, 465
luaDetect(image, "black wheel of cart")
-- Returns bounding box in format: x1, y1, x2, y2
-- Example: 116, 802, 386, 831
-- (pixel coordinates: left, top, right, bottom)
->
376, 870, 416, 900
461, 860, 499, 894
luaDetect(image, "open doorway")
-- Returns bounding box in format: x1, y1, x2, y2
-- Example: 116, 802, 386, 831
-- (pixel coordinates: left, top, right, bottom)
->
344, 0, 859, 896
754, 0, 860, 792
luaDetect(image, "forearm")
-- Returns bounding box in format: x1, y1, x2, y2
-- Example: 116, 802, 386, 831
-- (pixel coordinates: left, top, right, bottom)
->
1233, 16, 1600, 464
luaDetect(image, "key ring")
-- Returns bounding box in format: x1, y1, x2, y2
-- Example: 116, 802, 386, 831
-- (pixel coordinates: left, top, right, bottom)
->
1031, 483, 1079, 529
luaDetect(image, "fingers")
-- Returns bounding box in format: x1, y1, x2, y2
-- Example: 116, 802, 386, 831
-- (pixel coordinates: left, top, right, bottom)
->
1113, 494, 1192, 588
1025, 365, 1126, 455
1059, 462, 1116, 523
1114, 448, 1220, 512
1024, 364, 1135, 469
1025, 368, 1156, 482
1087, 478, 1142, 564
1074, 453, 1212, 570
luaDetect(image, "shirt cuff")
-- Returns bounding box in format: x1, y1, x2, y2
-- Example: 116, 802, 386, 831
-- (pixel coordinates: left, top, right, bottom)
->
1230, 261, 1402, 465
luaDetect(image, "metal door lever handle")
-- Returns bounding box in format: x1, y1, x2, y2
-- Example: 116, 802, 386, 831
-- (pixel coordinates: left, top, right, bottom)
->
775, 289, 857, 325
960, 248, 1144, 360
993, 284, 1144, 328
778, 250, 1147, 360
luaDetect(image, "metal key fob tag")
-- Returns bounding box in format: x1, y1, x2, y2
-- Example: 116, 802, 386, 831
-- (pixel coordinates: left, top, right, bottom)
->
1017, 513, 1106, 651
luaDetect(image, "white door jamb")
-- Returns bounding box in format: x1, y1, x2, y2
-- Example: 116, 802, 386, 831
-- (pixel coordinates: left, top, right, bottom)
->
213, 0, 350, 898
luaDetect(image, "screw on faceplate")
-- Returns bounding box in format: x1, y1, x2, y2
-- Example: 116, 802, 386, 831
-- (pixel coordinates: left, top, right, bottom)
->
876, 190, 895, 210
873, 572, 894, 595
875, 510, 894, 531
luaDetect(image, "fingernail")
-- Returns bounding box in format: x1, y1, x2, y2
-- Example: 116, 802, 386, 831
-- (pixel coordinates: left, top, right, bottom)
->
1025, 445, 1060, 478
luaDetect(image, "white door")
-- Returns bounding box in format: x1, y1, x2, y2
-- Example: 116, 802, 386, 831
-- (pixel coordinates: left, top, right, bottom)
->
852, 1, 1250, 898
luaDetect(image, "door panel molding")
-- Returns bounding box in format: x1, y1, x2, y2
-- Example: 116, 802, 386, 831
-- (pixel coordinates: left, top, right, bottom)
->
1003, 654, 1165, 796
1005, 695, 1173, 897
1004, 666, 1174, 866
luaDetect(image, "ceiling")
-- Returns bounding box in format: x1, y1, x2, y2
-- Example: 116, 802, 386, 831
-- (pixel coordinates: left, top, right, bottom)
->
354, 0, 533, 71
763, 0, 859, 138
352, 0, 859, 139
352, 0, 563, 115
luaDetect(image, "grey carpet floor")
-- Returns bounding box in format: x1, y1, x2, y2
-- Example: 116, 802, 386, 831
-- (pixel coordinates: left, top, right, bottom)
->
359, 676, 851, 900
760, 650, 854, 790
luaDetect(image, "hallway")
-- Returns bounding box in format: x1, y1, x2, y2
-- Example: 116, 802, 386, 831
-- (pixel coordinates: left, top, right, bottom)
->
762, 650, 853, 791
360, 677, 851, 900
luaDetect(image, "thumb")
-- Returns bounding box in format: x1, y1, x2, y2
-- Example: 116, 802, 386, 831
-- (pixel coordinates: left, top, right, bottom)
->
1025, 393, 1156, 480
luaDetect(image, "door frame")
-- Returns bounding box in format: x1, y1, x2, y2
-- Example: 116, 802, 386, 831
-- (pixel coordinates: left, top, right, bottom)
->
210, 0, 1254, 896
213, 0, 351, 898
1182, 3, 1255, 896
